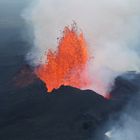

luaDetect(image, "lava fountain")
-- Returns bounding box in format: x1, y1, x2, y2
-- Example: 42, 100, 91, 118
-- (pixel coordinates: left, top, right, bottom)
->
35, 24, 91, 92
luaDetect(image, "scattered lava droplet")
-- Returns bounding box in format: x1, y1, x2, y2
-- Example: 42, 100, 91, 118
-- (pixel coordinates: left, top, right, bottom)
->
35, 25, 91, 92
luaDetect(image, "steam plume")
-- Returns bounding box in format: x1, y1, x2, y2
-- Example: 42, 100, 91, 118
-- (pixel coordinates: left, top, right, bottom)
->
23, 0, 140, 96
105, 94, 140, 140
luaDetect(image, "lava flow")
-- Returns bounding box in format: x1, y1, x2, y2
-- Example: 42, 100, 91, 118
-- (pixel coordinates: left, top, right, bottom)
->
35, 25, 91, 92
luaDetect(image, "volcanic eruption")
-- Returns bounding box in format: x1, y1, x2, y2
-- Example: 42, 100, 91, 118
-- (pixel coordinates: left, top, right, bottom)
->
1, 0, 140, 140
35, 24, 91, 92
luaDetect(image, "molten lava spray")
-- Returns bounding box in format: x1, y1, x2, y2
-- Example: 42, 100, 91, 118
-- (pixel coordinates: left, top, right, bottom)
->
35, 25, 91, 92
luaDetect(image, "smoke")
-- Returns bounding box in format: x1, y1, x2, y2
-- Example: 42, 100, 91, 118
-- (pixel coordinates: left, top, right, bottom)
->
104, 94, 140, 140
23, 0, 140, 95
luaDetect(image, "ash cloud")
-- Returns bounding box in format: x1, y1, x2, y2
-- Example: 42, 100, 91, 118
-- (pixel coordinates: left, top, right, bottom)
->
23, 0, 140, 96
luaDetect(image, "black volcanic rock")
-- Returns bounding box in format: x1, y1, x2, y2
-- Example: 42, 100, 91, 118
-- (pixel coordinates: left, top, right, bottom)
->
110, 71, 140, 101
0, 79, 111, 140
0, 71, 140, 140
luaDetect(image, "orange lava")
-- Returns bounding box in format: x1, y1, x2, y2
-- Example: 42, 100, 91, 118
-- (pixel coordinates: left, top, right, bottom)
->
35, 25, 91, 92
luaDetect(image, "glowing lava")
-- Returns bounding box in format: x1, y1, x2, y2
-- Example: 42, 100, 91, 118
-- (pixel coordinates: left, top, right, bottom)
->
35, 25, 91, 92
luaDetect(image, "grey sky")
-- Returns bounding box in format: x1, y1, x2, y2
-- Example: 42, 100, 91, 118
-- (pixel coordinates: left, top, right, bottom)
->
0, 0, 29, 28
